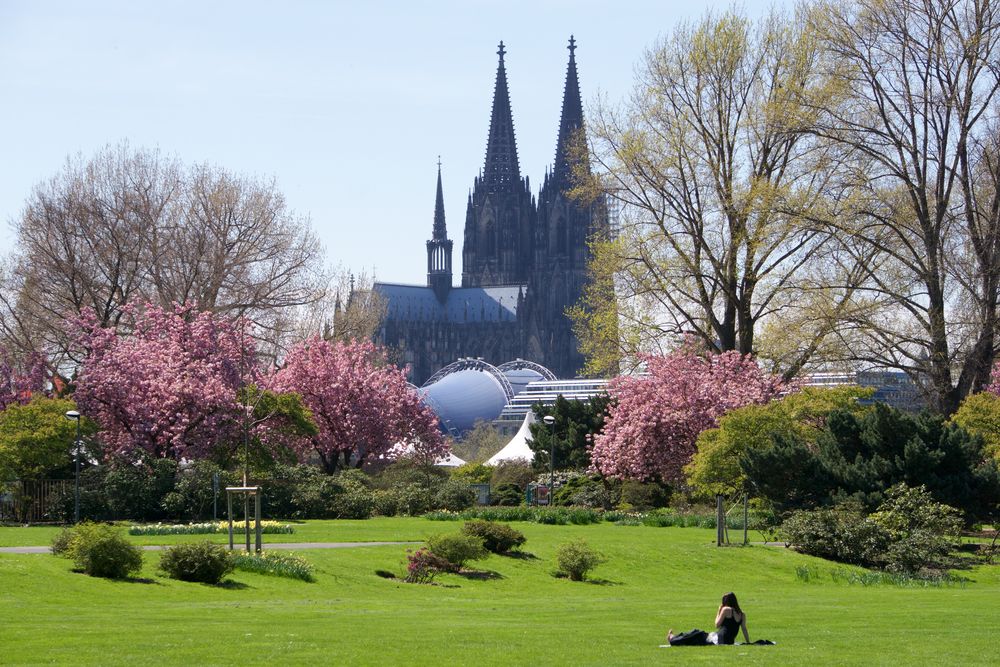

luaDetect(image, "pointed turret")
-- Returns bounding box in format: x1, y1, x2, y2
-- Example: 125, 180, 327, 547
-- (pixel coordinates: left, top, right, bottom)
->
525, 36, 611, 379
426, 159, 453, 302
482, 41, 521, 192
551, 35, 586, 189
462, 42, 536, 287
432, 158, 447, 240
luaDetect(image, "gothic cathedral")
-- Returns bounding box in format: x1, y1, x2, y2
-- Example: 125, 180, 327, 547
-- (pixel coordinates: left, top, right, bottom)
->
375, 38, 608, 385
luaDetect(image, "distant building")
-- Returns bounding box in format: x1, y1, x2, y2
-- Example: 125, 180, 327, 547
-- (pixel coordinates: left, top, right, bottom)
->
804, 371, 925, 412
493, 377, 609, 435
374, 38, 609, 385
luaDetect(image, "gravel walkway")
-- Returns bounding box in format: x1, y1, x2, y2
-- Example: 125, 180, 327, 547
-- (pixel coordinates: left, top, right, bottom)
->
0, 541, 419, 555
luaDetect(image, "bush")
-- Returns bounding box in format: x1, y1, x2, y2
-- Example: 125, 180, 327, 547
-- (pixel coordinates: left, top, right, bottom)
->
158, 541, 233, 584
450, 463, 493, 484
780, 504, 890, 567
50, 527, 74, 556
371, 489, 401, 517
489, 460, 535, 491
868, 484, 963, 573
781, 484, 965, 574
65, 522, 143, 579
330, 488, 374, 519
166, 461, 226, 521
104, 458, 177, 521
394, 483, 435, 516
374, 459, 446, 490
744, 403, 1000, 521
555, 539, 606, 581
433, 479, 478, 511
552, 475, 614, 508
461, 520, 526, 554
405, 547, 453, 584
426, 532, 487, 570
490, 483, 524, 506
619, 480, 670, 510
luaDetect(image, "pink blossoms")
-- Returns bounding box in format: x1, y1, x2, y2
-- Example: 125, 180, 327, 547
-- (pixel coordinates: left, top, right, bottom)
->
73, 304, 253, 460
268, 337, 446, 472
590, 349, 785, 483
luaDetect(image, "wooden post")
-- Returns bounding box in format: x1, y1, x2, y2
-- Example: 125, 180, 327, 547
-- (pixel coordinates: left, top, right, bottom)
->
254, 490, 262, 553
716, 495, 724, 546
743, 494, 749, 546
227, 491, 234, 550
244, 493, 251, 553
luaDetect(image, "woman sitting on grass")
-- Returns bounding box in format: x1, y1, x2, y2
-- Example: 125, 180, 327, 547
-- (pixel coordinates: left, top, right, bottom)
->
667, 592, 751, 646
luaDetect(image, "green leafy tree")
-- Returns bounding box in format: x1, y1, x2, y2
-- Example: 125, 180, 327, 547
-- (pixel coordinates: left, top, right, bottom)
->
528, 394, 611, 471
451, 420, 505, 464
687, 386, 871, 497
226, 384, 319, 479
574, 8, 859, 378
950, 392, 1000, 464
0, 397, 96, 483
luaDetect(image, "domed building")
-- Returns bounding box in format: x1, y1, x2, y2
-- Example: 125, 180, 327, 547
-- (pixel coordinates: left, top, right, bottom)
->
419, 358, 555, 437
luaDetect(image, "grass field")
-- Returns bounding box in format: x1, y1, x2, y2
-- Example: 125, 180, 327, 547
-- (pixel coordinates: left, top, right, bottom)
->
1, 518, 997, 665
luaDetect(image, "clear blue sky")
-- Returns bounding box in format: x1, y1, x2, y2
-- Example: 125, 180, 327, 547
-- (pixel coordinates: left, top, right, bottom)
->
0, 0, 778, 285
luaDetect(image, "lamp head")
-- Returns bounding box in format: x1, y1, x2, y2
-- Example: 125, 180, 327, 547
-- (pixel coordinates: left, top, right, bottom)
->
65, 410, 80, 419
542, 415, 555, 426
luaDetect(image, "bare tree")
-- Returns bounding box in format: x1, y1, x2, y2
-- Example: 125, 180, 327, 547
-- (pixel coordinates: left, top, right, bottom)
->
575, 9, 863, 378
0, 142, 328, 377
812, 0, 1000, 413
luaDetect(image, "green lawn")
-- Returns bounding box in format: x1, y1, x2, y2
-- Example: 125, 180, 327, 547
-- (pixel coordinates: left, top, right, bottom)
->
1, 518, 997, 665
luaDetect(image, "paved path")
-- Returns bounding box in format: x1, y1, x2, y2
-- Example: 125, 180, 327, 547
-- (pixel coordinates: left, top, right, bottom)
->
0, 541, 419, 555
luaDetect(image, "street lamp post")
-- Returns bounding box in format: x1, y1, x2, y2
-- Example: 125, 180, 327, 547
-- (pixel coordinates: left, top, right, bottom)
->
64, 410, 81, 523
543, 415, 555, 503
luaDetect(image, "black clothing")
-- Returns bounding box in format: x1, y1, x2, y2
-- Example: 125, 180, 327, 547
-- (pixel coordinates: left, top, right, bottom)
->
716, 613, 742, 645
668, 629, 710, 646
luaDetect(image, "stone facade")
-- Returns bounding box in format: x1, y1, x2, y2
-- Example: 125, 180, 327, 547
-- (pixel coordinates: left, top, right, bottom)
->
375, 38, 608, 385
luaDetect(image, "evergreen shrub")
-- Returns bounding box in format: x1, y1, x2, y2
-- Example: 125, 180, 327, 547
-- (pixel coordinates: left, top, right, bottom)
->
461, 520, 526, 553
158, 541, 234, 584
426, 532, 487, 570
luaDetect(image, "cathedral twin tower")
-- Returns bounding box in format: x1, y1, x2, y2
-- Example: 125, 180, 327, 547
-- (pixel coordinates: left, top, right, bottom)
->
376, 38, 608, 385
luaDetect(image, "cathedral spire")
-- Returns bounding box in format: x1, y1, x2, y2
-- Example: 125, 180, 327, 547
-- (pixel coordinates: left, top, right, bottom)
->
432, 156, 447, 240
482, 41, 521, 191
427, 160, 453, 302
552, 35, 586, 187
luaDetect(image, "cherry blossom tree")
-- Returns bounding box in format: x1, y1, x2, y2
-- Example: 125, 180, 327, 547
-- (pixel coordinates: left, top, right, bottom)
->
0, 349, 47, 411
73, 303, 254, 461
268, 337, 446, 473
590, 348, 786, 483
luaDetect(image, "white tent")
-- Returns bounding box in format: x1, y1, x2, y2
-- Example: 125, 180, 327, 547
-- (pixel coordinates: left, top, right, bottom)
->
434, 451, 467, 467
386, 442, 466, 467
485, 411, 536, 466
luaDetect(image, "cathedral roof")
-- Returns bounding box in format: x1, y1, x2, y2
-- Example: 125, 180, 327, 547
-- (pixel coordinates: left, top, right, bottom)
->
375, 282, 523, 323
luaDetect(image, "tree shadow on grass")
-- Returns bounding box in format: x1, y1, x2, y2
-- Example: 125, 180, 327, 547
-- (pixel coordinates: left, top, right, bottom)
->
113, 576, 160, 585
583, 577, 622, 586
551, 572, 621, 586
503, 551, 538, 560
217, 580, 250, 590
457, 569, 504, 581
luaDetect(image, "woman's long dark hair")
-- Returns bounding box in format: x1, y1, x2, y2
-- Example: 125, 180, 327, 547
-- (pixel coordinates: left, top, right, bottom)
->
721, 592, 742, 616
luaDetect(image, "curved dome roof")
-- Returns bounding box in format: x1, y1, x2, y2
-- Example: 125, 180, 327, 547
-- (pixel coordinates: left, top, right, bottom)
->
420, 367, 510, 435
419, 358, 555, 436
